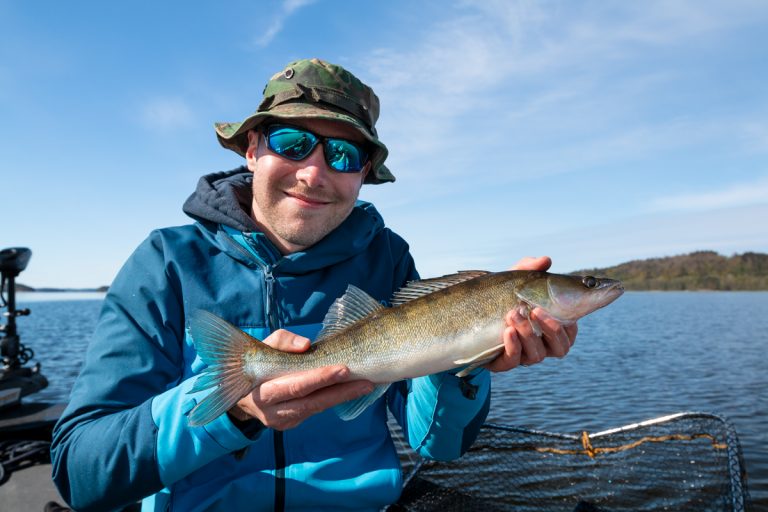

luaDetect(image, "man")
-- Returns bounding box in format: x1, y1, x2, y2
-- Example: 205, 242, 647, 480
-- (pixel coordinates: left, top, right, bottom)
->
51, 58, 576, 511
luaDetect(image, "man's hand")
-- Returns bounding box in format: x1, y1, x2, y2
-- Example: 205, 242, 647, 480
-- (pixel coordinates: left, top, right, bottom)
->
228, 330, 374, 431
485, 256, 578, 372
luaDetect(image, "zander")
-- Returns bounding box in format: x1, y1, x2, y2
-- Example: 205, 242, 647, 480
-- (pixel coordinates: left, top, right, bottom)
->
187, 270, 624, 426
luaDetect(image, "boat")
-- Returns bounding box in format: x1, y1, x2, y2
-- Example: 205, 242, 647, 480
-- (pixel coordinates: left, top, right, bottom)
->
0, 247, 68, 509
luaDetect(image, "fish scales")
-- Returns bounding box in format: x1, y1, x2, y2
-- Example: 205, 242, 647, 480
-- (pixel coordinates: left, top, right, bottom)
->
245, 273, 538, 384
187, 270, 624, 425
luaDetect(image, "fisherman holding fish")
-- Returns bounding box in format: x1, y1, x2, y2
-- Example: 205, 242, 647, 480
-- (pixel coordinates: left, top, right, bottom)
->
50, 59, 616, 512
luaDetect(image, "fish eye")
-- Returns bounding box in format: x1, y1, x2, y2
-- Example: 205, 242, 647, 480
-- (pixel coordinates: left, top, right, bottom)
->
582, 276, 598, 288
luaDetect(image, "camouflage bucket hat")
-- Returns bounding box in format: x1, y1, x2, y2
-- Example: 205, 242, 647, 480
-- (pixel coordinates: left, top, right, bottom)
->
215, 58, 394, 184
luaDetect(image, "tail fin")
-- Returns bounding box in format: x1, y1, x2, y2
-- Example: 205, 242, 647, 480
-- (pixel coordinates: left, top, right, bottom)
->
187, 310, 256, 427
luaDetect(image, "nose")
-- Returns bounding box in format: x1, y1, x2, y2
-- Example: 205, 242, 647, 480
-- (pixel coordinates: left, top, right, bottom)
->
294, 145, 328, 187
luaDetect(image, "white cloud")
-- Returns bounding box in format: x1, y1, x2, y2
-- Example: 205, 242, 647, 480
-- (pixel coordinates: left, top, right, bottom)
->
366, 2, 753, 165
357, 0, 768, 213
252, 0, 317, 48
650, 176, 768, 212
138, 97, 196, 131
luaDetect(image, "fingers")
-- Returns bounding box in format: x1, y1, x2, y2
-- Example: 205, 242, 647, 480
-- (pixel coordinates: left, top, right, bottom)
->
231, 331, 374, 430
490, 307, 578, 372
262, 329, 311, 352
530, 309, 572, 358
236, 365, 374, 431
514, 310, 548, 365
485, 326, 521, 372
262, 380, 373, 430
509, 256, 552, 272
564, 322, 578, 348
258, 365, 353, 403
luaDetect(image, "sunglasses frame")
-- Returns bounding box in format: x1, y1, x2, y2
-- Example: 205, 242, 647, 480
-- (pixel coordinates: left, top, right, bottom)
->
261, 123, 370, 173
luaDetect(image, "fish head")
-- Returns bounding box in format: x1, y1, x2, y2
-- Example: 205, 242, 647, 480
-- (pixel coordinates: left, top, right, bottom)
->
516, 272, 624, 323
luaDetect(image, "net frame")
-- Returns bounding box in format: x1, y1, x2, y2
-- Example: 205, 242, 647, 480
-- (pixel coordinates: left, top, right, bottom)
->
389, 412, 751, 511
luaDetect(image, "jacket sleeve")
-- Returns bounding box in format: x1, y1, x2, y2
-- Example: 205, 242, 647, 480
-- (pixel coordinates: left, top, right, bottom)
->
388, 370, 491, 461
385, 243, 491, 462
50, 231, 255, 512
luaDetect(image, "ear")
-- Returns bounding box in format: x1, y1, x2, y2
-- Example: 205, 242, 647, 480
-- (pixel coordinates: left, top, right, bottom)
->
361, 162, 372, 184
245, 130, 260, 170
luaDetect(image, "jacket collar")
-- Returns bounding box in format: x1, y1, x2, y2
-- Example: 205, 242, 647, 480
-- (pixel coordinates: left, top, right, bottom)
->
184, 168, 386, 274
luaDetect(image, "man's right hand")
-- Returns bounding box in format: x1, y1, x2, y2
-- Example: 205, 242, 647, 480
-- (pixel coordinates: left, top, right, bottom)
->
227, 329, 374, 431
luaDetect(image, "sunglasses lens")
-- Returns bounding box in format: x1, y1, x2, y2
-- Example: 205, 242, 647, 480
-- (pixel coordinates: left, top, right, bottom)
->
325, 139, 367, 173
267, 126, 318, 160
265, 125, 368, 173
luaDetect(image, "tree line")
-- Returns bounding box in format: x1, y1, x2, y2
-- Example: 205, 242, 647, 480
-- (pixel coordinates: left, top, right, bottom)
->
6, 251, 768, 293
577, 251, 768, 291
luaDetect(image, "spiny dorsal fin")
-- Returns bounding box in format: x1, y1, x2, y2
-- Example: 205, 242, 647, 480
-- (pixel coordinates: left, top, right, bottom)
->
317, 285, 385, 340
390, 270, 490, 306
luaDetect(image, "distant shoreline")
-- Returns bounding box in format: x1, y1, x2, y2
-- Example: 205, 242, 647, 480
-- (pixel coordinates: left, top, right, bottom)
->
8, 250, 768, 293
16, 286, 109, 293
576, 250, 768, 291
13, 287, 109, 293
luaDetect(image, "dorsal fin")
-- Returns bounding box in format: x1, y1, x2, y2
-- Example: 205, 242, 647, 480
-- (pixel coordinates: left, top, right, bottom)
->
390, 270, 490, 306
317, 285, 385, 340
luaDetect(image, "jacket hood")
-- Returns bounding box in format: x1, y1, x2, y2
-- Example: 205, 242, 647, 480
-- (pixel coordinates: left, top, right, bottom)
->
182, 167, 386, 274
183, 167, 259, 232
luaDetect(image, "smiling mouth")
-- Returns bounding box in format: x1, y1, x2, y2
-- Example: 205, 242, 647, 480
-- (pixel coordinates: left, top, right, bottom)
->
286, 191, 332, 206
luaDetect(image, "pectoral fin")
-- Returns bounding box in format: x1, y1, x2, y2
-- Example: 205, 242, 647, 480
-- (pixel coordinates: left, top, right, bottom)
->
453, 344, 504, 377
515, 301, 542, 337
334, 383, 391, 421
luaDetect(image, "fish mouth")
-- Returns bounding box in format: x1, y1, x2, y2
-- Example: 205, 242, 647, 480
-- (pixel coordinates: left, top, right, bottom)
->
544, 277, 625, 322
606, 280, 625, 296
592, 279, 625, 303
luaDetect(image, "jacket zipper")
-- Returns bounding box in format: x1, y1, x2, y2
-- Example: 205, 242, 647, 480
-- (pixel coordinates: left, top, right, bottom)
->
263, 266, 286, 512
225, 229, 287, 512
264, 267, 280, 335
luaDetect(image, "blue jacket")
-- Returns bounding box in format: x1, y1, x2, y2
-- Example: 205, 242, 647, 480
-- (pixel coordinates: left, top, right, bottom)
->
51, 168, 491, 511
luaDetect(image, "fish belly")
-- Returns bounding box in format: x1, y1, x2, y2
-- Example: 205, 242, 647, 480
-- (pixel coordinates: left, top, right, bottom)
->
347, 319, 505, 383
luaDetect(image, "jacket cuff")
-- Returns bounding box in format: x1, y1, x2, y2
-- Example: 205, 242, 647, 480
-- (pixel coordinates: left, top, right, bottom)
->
150, 377, 260, 485
407, 369, 491, 461
226, 411, 265, 439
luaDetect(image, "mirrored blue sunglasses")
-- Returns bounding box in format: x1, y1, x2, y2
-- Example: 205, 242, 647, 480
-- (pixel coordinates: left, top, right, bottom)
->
263, 124, 369, 173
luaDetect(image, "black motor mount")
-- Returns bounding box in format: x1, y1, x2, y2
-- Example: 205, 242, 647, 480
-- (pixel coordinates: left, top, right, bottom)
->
1, 248, 47, 410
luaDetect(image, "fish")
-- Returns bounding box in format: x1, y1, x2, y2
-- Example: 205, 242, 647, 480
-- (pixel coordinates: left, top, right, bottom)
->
186, 270, 624, 426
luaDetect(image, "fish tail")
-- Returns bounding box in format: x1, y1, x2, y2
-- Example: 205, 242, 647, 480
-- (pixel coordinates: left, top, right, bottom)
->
187, 310, 257, 427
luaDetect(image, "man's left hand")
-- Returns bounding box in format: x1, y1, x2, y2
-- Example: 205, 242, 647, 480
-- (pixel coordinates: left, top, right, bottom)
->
485, 256, 578, 372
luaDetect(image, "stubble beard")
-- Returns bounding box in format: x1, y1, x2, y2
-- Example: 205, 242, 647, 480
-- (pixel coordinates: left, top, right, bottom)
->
251, 184, 356, 251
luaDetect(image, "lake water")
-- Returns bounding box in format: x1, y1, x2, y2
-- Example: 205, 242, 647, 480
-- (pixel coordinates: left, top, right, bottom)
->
11, 291, 768, 508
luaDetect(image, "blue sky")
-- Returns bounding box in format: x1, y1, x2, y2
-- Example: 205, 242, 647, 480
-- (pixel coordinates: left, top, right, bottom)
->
2, 0, 767, 288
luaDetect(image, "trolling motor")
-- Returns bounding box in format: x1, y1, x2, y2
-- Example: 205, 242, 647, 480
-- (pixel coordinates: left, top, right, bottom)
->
0, 247, 48, 410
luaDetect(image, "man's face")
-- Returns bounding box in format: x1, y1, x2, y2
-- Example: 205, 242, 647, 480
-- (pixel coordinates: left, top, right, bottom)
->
245, 118, 370, 254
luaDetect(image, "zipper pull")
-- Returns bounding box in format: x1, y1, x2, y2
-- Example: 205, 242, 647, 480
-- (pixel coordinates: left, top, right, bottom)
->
263, 267, 279, 331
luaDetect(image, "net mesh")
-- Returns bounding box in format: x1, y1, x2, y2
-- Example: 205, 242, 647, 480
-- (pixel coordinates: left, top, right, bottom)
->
388, 412, 751, 512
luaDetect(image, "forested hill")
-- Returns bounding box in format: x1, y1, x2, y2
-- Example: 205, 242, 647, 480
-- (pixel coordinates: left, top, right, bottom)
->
1, 282, 34, 292
576, 251, 768, 291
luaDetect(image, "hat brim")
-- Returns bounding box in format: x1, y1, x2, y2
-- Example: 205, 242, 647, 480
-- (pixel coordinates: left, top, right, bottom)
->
215, 103, 394, 184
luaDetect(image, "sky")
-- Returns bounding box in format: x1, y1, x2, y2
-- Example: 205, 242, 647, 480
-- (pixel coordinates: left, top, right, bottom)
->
2, 0, 767, 289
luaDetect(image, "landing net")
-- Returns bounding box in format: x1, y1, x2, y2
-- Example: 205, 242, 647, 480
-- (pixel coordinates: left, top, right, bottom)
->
388, 412, 751, 511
